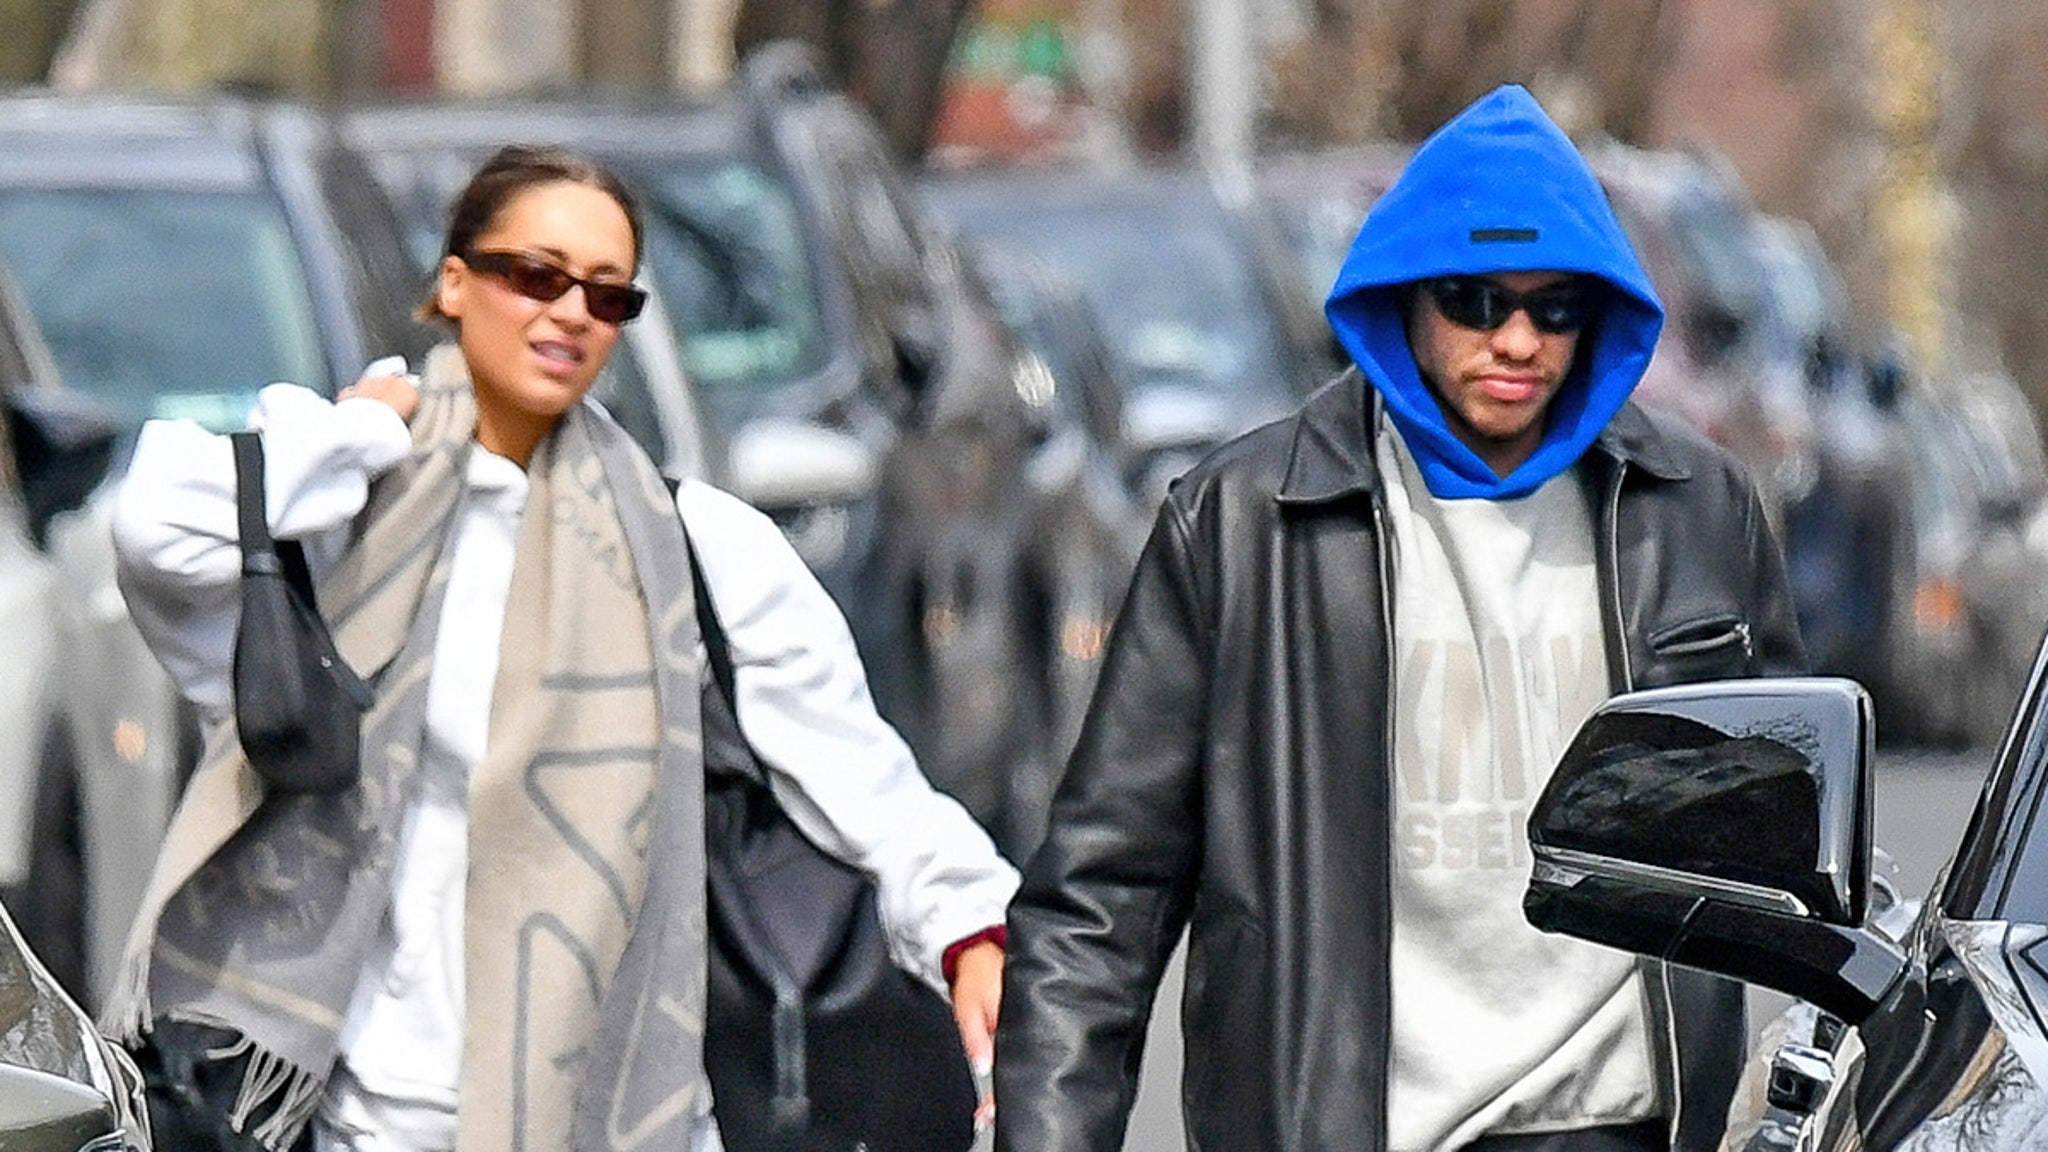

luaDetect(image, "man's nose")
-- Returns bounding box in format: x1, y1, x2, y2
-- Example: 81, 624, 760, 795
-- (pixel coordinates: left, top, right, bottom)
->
1489, 309, 1544, 359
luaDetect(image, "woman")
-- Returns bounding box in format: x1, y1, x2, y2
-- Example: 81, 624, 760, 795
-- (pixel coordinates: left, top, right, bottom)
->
106, 145, 1015, 1152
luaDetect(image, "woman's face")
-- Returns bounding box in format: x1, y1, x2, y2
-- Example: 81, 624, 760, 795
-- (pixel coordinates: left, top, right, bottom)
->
434, 180, 637, 461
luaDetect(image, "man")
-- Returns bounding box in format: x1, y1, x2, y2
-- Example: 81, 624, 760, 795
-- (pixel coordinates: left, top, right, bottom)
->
995, 85, 1805, 1152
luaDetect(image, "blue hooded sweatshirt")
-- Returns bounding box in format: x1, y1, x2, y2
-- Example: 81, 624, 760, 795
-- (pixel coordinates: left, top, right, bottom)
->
1325, 84, 1663, 501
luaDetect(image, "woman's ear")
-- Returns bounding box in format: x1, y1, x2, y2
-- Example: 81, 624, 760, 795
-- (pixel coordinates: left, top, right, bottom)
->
436, 254, 467, 321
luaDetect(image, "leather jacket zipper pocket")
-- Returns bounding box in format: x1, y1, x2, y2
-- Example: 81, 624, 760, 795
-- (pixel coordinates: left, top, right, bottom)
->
1648, 614, 1753, 662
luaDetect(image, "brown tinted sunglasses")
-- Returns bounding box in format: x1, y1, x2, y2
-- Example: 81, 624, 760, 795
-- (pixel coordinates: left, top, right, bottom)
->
462, 249, 647, 325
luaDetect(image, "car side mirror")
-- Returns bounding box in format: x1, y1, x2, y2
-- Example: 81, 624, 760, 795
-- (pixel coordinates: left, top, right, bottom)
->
6, 387, 118, 548
728, 418, 877, 509
1524, 676, 1908, 1025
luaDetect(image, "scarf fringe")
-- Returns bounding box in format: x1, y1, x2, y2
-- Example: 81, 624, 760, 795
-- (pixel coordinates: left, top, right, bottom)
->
101, 946, 153, 1048
206, 1033, 325, 1152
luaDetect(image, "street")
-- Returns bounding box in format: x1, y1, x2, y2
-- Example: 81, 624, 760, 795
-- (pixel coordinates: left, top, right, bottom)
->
1115, 739, 1997, 1152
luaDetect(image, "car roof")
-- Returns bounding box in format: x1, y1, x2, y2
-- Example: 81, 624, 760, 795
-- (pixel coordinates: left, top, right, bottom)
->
342, 93, 760, 167
923, 162, 1238, 219
0, 90, 329, 190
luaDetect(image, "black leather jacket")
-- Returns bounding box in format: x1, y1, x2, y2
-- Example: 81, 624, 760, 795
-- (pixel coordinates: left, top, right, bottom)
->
997, 373, 1808, 1152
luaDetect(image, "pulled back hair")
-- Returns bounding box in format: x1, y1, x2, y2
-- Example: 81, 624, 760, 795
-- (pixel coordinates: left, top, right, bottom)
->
417, 144, 644, 324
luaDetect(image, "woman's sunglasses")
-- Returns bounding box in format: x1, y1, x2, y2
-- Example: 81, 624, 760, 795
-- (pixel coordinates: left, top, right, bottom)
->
462, 249, 648, 325
1425, 276, 1592, 336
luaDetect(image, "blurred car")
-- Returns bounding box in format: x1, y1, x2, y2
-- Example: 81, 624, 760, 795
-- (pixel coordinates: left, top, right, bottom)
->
1746, 216, 1915, 700
0, 248, 119, 1014
0, 894, 149, 1151
0, 89, 437, 1003
1882, 363, 2048, 747
949, 236, 1148, 857
1254, 142, 1410, 311
1519, 654, 2048, 1149
343, 42, 1121, 834
920, 161, 1335, 502
1586, 142, 1822, 524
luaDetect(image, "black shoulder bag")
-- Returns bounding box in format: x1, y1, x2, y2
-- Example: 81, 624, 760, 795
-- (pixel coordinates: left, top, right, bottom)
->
229, 430, 374, 794
685, 536, 976, 1152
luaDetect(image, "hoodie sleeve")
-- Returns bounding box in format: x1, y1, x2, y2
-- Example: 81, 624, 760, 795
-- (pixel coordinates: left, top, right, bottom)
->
110, 383, 414, 712
675, 477, 1019, 990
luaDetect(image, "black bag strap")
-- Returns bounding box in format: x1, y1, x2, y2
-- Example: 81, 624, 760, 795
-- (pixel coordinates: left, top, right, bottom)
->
685, 534, 738, 717
670, 475, 770, 791
671, 482, 816, 1123
229, 431, 318, 603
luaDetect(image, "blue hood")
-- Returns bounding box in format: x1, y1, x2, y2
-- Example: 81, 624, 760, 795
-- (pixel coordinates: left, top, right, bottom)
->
1325, 84, 1662, 500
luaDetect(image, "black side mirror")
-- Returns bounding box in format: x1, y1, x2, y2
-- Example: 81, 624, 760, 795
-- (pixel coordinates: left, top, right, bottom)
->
1524, 677, 1908, 1024
7, 387, 118, 547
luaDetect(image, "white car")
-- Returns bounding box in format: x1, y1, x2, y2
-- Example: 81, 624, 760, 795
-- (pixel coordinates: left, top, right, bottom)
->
0, 253, 126, 1010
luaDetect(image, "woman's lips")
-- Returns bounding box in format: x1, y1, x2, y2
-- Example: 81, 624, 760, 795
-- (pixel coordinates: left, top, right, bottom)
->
532, 340, 584, 373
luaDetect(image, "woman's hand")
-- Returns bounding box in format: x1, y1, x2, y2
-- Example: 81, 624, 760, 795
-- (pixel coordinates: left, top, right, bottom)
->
950, 938, 1004, 1130
337, 357, 420, 423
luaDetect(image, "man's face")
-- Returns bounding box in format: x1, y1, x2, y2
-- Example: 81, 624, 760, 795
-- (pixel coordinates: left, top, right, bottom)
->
1405, 270, 1589, 477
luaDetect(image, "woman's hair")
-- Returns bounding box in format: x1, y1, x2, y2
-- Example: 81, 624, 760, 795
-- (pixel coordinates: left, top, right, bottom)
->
417, 144, 644, 324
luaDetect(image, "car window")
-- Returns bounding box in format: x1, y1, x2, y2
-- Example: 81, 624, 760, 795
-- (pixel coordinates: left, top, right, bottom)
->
0, 187, 327, 433
963, 196, 1299, 408
1943, 651, 2048, 925
627, 159, 828, 407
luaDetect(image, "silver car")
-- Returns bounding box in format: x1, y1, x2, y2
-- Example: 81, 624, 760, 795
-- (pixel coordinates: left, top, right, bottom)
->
0, 897, 148, 1151
0, 252, 129, 1008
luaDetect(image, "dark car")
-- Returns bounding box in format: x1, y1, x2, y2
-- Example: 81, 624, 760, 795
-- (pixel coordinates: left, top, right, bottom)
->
1521, 660, 2048, 1148
343, 43, 1117, 833
0, 89, 435, 1004
920, 162, 1335, 503
948, 236, 1148, 856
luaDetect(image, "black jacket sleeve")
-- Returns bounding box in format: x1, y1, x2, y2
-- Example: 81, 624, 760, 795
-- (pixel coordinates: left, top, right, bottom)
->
995, 497, 1210, 1152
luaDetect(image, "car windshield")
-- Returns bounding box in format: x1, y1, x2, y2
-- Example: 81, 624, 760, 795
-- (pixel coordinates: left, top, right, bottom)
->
0, 187, 326, 434
960, 198, 1298, 407
627, 159, 828, 407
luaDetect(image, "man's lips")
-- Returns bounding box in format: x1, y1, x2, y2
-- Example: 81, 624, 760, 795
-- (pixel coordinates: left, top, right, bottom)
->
1475, 374, 1544, 403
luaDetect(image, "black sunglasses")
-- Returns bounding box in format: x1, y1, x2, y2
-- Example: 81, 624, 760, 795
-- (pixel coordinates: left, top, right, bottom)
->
462, 249, 647, 325
1425, 276, 1593, 336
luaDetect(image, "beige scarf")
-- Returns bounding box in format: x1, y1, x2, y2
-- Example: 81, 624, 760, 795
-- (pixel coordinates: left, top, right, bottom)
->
105, 345, 709, 1152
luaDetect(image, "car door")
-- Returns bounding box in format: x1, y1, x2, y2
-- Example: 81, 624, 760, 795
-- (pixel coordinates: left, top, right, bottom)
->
0, 265, 78, 995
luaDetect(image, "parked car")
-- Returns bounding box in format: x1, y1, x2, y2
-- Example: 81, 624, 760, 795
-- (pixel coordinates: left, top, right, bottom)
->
1522, 660, 2048, 1148
920, 161, 1335, 503
0, 89, 437, 1003
1882, 363, 2048, 747
0, 895, 149, 1151
1744, 216, 1917, 703
1255, 142, 1409, 310
949, 236, 1148, 856
343, 42, 1122, 834
0, 249, 119, 1014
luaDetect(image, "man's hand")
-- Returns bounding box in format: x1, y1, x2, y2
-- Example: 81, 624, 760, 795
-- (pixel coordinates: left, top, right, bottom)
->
950, 939, 1004, 1130
337, 357, 420, 423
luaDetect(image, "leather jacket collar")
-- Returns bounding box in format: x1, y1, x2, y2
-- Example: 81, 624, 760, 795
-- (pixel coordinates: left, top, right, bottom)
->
1277, 369, 1692, 507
